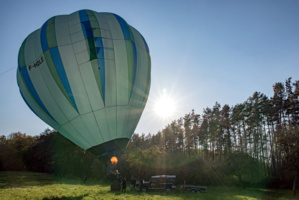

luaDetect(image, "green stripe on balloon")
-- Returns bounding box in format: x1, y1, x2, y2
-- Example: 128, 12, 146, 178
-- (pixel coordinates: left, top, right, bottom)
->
46, 17, 57, 48
18, 39, 27, 70
125, 40, 134, 101
90, 59, 104, 100
43, 50, 76, 111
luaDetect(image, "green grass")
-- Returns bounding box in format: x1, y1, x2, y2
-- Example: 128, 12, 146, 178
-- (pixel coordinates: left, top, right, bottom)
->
0, 171, 296, 200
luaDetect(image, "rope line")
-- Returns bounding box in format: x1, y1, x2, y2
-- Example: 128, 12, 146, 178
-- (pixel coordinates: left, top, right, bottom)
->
0, 66, 17, 76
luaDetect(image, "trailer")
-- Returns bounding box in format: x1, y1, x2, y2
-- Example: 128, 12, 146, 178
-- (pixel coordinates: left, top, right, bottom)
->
181, 184, 207, 193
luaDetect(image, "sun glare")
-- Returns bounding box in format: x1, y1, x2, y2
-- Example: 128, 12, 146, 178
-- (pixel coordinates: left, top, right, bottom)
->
154, 89, 176, 119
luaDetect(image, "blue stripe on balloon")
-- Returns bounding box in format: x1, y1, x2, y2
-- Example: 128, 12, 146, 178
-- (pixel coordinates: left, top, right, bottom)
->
113, 14, 131, 40
40, 20, 49, 52
95, 37, 105, 102
98, 58, 105, 102
20, 90, 40, 121
49, 47, 78, 111
82, 21, 93, 38
79, 10, 93, 39
95, 37, 103, 48
21, 67, 56, 122
79, 10, 89, 22
130, 42, 137, 98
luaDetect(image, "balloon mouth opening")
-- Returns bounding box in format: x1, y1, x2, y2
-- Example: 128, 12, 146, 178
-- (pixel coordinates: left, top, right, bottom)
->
87, 138, 129, 158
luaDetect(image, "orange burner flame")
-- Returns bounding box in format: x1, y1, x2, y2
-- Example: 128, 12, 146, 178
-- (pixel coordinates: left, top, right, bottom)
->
110, 156, 118, 165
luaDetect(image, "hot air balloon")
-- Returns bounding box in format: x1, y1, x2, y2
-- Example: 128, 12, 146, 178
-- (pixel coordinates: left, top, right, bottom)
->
16, 9, 151, 158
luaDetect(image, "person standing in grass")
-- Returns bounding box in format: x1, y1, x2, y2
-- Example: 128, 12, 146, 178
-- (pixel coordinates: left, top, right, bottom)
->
130, 177, 135, 191
121, 178, 127, 193
136, 178, 140, 189
133, 177, 136, 191
83, 175, 87, 184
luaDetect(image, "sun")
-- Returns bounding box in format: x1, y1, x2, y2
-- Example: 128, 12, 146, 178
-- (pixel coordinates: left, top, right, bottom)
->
154, 89, 176, 119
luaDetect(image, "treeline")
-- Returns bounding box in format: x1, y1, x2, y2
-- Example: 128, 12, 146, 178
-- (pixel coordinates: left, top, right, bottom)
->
0, 129, 106, 179
0, 78, 298, 191
124, 78, 299, 190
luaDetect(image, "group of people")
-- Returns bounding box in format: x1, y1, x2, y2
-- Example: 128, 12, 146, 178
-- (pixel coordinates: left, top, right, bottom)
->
120, 176, 141, 193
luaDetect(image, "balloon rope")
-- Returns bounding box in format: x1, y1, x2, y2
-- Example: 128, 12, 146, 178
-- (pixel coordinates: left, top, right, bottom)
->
0, 66, 17, 76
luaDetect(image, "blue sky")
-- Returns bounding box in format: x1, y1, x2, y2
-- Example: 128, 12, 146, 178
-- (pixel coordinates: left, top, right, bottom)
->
0, 0, 299, 136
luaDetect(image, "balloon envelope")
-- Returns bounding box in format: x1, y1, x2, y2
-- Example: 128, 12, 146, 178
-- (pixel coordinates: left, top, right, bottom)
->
17, 10, 151, 157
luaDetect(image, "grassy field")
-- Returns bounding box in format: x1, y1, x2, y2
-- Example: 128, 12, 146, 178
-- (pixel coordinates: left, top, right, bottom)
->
0, 171, 296, 200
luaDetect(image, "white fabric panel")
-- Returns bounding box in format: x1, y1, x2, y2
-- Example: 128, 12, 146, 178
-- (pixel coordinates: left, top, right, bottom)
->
117, 105, 129, 138
102, 38, 114, 49
103, 47, 115, 60
106, 14, 124, 40
76, 50, 89, 65
68, 11, 80, 26
55, 16, 72, 46
69, 23, 82, 34
129, 69, 141, 108
33, 29, 43, 57
58, 44, 92, 114
94, 109, 110, 142
28, 64, 68, 124
68, 11, 83, 44
113, 40, 129, 105
69, 116, 98, 147
106, 106, 117, 140
100, 29, 112, 39
130, 48, 150, 109
81, 112, 104, 144
124, 106, 142, 137
24, 30, 37, 65
79, 61, 105, 110
135, 49, 149, 108
131, 27, 147, 51
73, 40, 87, 54
122, 105, 132, 136
70, 30, 85, 43
95, 13, 110, 30
33, 29, 44, 63
18, 72, 60, 130
59, 123, 90, 149
131, 27, 151, 108
105, 59, 117, 107
131, 108, 143, 134
95, 14, 112, 39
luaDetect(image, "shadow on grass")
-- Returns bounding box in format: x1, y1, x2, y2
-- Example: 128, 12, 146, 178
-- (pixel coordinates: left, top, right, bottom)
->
253, 188, 287, 199
0, 171, 106, 188
0, 171, 55, 188
42, 194, 88, 200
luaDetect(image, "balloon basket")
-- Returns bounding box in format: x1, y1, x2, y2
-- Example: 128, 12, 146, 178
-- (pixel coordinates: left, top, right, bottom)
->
110, 180, 121, 191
